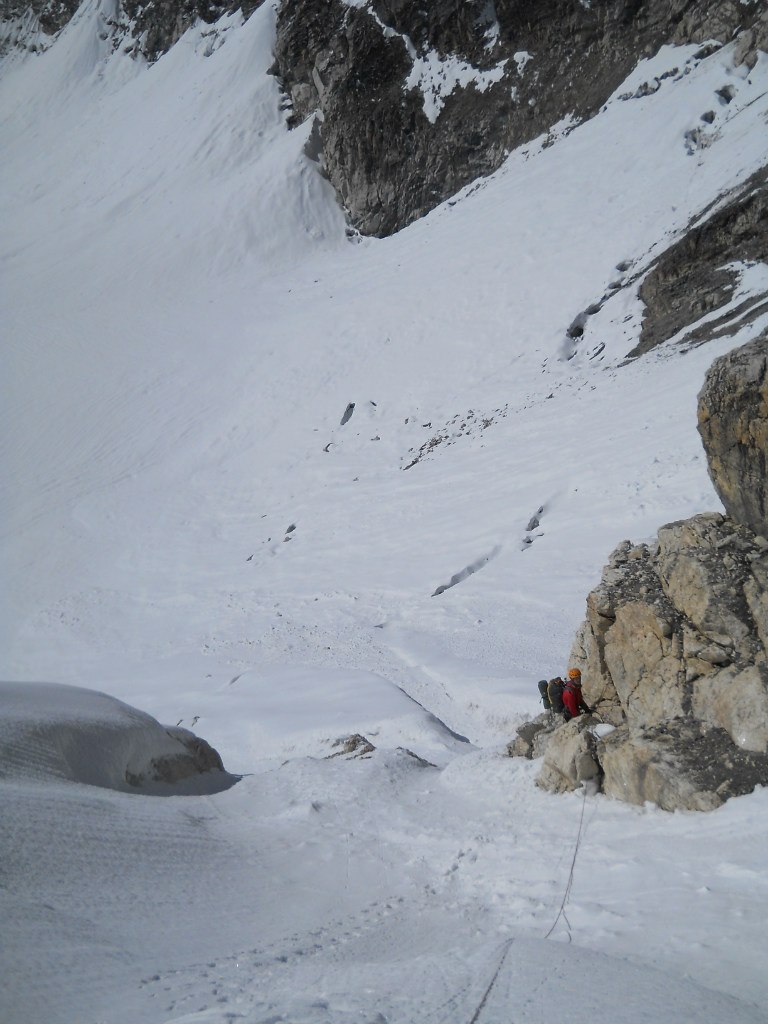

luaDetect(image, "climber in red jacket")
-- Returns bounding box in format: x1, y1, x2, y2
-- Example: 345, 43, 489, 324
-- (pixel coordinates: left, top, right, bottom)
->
562, 668, 592, 720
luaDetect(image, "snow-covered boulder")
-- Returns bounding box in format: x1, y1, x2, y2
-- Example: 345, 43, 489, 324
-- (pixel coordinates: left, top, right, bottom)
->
0, 681, 238, 795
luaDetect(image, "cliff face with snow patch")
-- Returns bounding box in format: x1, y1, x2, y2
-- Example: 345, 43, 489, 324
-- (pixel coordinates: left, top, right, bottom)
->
271, 0, 768, 236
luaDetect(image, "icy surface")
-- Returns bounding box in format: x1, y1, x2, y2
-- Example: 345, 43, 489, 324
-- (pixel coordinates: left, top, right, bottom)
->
2, 5, 768, 1022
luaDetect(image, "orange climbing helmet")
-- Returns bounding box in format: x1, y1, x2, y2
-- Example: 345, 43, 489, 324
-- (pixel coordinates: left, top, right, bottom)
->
568, 668, 582, 682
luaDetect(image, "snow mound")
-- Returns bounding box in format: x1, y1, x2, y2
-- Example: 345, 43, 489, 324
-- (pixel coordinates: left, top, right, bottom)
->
0, 681, 238, 795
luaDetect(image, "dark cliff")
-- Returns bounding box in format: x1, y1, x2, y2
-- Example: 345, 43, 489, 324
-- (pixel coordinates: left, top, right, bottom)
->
272, 0, 768, 235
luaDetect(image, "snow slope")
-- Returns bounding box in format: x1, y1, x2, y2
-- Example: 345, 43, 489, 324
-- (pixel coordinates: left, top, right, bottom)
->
2, 3, 768, 1021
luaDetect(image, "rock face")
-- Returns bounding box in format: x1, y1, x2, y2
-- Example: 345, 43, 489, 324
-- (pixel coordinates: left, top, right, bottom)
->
0, 0, 264, 59
698, 335, 768, 538
515, 337, 768, 810
631, 170, 768, 358
271, 0, 766, 236
117, 0, 263, 63
0, 0, 79, 38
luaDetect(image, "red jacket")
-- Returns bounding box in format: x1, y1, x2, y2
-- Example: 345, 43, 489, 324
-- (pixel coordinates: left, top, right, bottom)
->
563, 683, 589, 718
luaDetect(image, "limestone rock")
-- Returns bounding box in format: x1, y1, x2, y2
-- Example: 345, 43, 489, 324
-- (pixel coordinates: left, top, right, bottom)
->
562, 509, 768, 807
525, 340, 768, 810
571, 539, 682, 727
507, 713, 557, 759
692, 664, 768, 752
697, 334, 768, 539
535, 717, 602, 794
657, 513, 764, 661
598, 722, 768, 812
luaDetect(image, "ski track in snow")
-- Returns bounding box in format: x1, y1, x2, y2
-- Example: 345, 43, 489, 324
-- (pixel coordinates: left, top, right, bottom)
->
2, 6, 768, 1022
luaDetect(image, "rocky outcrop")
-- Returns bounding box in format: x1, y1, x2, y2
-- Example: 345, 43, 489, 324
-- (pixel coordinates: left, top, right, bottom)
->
631, 171, 768, 358
536, 717, 603, 795
271, 0, 766, 236
570, 512, 768, 756
698, 335, 768, 537
512, 336, 768, 810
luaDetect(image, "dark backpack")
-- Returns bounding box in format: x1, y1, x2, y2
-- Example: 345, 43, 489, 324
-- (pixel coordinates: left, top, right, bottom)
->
538, 679, 550, 708
547, 677, 565, 714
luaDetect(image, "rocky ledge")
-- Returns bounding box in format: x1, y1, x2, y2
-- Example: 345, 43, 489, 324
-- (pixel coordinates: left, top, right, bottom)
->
511, 334, 768, 810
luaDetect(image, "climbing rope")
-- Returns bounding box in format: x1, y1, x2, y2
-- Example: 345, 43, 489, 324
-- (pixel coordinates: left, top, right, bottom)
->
544, 783, 589, 941
452, 783, 593, 1023
467, 938, 515, 1024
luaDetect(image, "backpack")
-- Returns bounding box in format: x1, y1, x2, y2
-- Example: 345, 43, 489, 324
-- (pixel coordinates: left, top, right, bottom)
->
538, 679, 550, 708
547, 677, 565, 714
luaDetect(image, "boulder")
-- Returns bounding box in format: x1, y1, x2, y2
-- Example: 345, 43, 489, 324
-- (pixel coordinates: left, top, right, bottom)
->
327, 733, 376, 758
507, 713, 558, 759
698, 334, 768, 539
535, 717, 602, 794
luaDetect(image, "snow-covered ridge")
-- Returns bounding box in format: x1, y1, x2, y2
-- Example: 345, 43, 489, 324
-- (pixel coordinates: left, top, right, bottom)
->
0, 9, 51, 59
